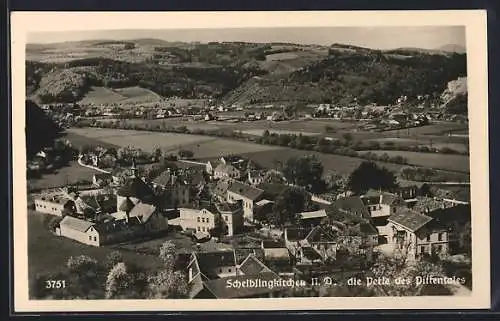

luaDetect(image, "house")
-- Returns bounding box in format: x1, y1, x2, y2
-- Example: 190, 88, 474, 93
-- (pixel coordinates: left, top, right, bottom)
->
175, 201, 244, 237
187, 250, 287, 298
115, 161, 155, 209
260, 240, 292, 275
215, 202, 244, 236
297, 209, 328, 226
152, 169, 191, 207
426, 204, 471, 255
213, 163, 241, 180
57, 216, 100, 246
34, 193, 75, 216
227, 181, 264, 222
247, 171, 264, 186
332, 196, 370, 219
387, 209, 449, 260
213, 177, 233, 203
176, 207, 216, 236
93, 173, 114, 187
361, 190, 406, 219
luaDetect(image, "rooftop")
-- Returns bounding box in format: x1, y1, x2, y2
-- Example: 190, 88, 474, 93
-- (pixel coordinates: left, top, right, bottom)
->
60, 216, 94, 232
228, 181, 264, 201
332, 196, 370, 219
117, 176, 154, 200
298, 209, 327, 220
388, 209, 433, 232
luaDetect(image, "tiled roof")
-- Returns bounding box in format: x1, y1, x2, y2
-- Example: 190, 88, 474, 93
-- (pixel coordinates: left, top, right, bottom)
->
353, 222, 379, 236
129, 203, 157, 222
228, 181, 264, 201
60, 216, 94, 232
412, 197, 448, 213
214, 163, 240, 174
262, 239, 286, 249
388, 209, 433, 232
117, 177, 154, 200
118, 197, 135, 212
216, 201, 241, 213
285, 228, 313, 242
214, 178, 233, 197
298, 209, 327, 220
263, 248, 290, 260
305, 226, 338, 243
195, 250, 236, 273
239, 254, 272, 276
333, 196, 370, 218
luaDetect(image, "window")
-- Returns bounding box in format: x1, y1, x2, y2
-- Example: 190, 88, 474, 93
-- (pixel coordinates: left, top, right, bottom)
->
225, 216, 228, 221
206, 218, 209, 223
197, 217, 200, 222
392, 207, 396, 213
197, 226, 201, 231
228, 268, 232, 272
437, 245, 443, 252
426, 235, 431, 242
89, 236, 92, 240
93, 236, 97, 242
438, 233, 443, 241
420, 246, 425, 253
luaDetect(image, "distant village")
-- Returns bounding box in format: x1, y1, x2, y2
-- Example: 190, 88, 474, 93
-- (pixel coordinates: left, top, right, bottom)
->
31, 140, 471, 298
38, 92, 467, 131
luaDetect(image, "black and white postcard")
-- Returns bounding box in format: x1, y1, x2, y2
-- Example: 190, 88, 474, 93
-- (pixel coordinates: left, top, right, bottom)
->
10, 10, 490, 311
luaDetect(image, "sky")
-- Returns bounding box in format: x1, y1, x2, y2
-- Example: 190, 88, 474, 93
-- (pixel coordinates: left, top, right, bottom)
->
28, 26, 465, 50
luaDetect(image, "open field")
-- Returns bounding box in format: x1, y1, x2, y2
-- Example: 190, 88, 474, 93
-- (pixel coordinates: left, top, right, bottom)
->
28, 211, 164, 277
79, 86, 163, 106
266, 52, 300, 61
27, 161, 99, 191
111, 231, 196, 256
381, 123, 468, 136
170, 139, 282, 159
240, 129, 320, 136
106, 118, 222, 131
366, 137, 469, 153
63, 131, 120, 150
66, 128, 215, 152
66, 127, 281, 157
362, 150, 470, 173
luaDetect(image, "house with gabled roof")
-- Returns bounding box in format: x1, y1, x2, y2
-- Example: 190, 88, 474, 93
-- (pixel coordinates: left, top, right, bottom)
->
332, 196, 370, 219
187, 250, 287, 298
151, 169, 191, 208
58, 216, 101, 246
387, 208, 449, 260
227, 180, 264, 222
213, 163, 241, 180
361, 189, 406, 218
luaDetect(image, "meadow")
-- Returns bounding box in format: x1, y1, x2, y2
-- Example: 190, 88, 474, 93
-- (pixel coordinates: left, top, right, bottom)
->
66, 127, 281, 158
363, 150, 470, 173
27, 161, 99, 191
28, 211, 164, 277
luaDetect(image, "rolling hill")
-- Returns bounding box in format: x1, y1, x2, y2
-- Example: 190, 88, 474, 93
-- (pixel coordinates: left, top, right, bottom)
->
26, 40, 467, 108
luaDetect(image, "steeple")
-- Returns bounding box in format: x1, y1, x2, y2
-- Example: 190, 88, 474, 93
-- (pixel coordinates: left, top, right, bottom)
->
131, 158, 138, 178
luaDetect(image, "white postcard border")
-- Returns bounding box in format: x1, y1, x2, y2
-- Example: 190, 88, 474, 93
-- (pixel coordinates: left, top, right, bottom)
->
11, 10, 490, 312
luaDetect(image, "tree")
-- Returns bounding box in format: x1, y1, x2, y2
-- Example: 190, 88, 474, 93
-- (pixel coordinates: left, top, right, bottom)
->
105, 262, 132, 299
158, 240, 176, 270
105, 251, 124, 270
209, 214, 225, 238
347, 161, 398, 195
47, 216, 63, 232
282, 155, 325, 193
178, 149, 194, 159
342, 133, 354, 145
271, 186, 311, 227
370, 252, 448, 296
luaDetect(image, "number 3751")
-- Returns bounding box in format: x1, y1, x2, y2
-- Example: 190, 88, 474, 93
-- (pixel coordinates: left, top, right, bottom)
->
45, 280, 66, 289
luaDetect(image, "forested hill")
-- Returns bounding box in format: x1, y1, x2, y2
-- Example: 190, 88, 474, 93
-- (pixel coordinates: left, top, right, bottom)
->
26, 41, 467, 107
224, 46, 467, 106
